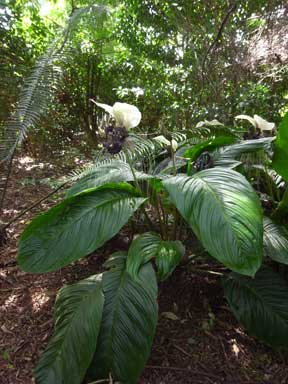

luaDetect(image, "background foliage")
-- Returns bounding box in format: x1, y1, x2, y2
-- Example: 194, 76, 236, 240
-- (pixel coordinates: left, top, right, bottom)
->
0, 0, 287, 158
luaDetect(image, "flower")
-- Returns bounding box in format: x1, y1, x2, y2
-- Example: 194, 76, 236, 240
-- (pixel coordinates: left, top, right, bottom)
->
91, 100, 142, 130
90, 100, 141, 154
235, 114, 275, 131
154, 135, 178, 152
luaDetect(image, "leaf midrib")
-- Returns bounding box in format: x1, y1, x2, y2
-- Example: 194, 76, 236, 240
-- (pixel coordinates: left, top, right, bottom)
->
235, 277, 288, 325
193, 174, 247, 260
40, 281, 101, 380
40, 193, 143, 248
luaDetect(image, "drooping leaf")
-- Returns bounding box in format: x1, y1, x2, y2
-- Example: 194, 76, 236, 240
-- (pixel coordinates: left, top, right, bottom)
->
67, 160, 151, 197
222, 266, 288, 347
163, 169, 263, 276
272, 112, 288, 182
213, 137, 275, 165
264, 217, 288, 265
88, 253, 158, 383
127, 232, 160, 278
18, 184, 147, 273
213, 158, 242, 169
35, 275, 104, 384
156, 240, 185, 280
183, 136, 236, 162
126, 232, 185, 281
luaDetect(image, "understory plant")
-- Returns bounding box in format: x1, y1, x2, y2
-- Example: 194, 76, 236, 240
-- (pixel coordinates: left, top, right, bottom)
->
17, 106, 288, 384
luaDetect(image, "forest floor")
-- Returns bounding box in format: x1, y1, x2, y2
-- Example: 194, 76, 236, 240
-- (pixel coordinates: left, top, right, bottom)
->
1, 155, 288, 384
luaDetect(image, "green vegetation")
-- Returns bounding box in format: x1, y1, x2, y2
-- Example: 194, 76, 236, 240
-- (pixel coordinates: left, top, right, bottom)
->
1, 1, 288, 383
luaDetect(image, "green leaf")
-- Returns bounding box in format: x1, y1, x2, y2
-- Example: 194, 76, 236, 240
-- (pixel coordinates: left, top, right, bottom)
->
35, 275, 104, 384
264, 217, 288, 265
222, 267, 288, 347
183, 136, 236, 162
67, 160, 151, 197
156, 240, 185, 280
127, 232, 185, 281
88, 253, 158, 383
18, 185, 147, 273
127, 232, 160, 279
163, 169, 263, 276
213, 137, 275, 165
272, 112, 288, 182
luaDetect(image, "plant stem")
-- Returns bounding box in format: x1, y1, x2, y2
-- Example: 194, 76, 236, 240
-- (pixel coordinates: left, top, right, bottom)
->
141, 207, 155, 231
172, 208, 178, 240
155, 195, 165, 238
124, 149, 154, 231
170, 144, 179, 240
272, 186, 288, 222
125, 150, 141, 192
189, 267, 224, 276
171, 145, 177, 177
2, 181, 68, 230
0, 151, 15, 212
178, 215, 183, 240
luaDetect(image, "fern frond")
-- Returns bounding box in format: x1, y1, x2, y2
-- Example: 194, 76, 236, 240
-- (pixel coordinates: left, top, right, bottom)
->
0, 5, 108, 164
0, 5, 108, 210
66, 132, 187, 182
0, 47, 61, 162
185, 124, 238, 140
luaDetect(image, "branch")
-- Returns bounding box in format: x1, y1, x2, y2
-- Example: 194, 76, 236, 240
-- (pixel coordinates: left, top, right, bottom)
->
202, 2, 237, 68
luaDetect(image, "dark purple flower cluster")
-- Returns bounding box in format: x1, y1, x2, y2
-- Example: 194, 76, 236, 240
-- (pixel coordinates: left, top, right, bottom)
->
103, 125, 129, 154
193, 151, 214, 172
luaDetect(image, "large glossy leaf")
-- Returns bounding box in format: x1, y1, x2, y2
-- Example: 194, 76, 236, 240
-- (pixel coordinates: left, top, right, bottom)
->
272, 112, 288, 181
127, 232, 185, 281
264, 217, 288, 265
183, 136, 236, 162
18, 184, 146, 273
213, 137, 275, 165
222, 267, 288, 347
163, 169, 263, 276
67, 160, 151, 197
35, 275, 104, 384
88, 253, 158, 383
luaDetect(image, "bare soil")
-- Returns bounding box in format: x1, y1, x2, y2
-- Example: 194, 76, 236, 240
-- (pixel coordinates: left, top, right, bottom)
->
1, 156, 288, 384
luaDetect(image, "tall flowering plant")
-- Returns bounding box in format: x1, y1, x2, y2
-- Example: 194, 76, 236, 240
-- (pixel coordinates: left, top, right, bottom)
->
17, 106, 288, 384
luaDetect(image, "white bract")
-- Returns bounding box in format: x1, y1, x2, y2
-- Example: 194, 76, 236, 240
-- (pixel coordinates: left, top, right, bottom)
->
171, 139, 178, 152
154, 135, 178, 152
196, 119, 224, 128
154, 135, 170, 146
235, 114, 275, 131
91, 100, 142, 130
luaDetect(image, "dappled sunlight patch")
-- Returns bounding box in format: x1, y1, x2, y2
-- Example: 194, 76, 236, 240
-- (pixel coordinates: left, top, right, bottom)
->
17, 156, 55, 171
2, 293, 19, 311
3, 208, 21, 216
18, 156, 34, 165
229, 338, 240, 358
31, 291, 51, 313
